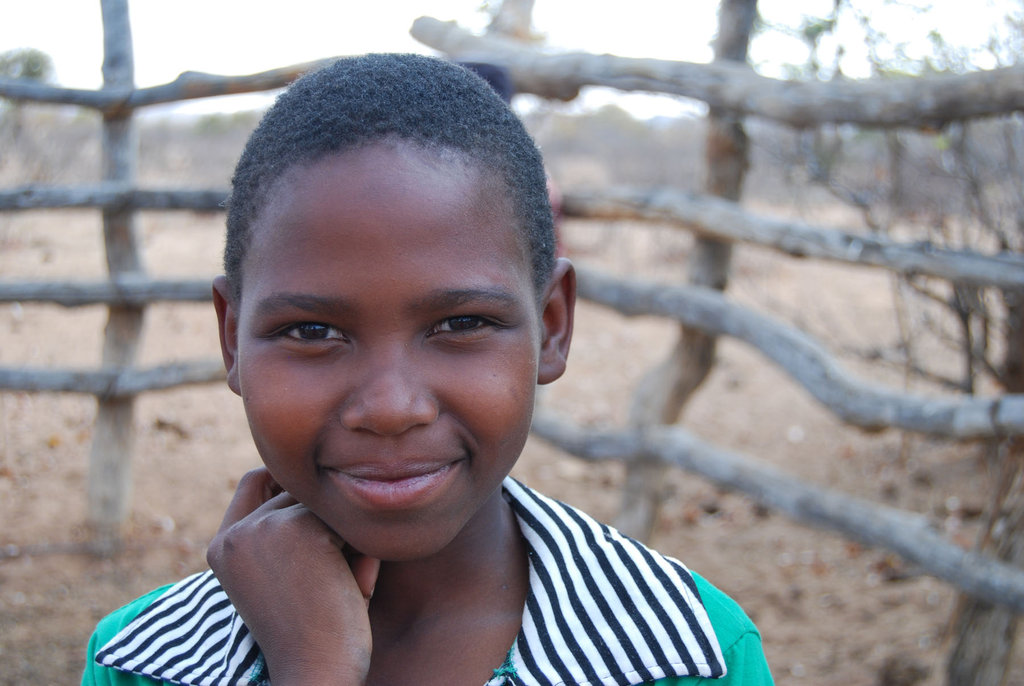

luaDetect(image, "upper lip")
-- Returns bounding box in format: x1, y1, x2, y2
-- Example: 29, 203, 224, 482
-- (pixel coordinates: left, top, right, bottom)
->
316, 430, 469, 481
323, 458, 461, 482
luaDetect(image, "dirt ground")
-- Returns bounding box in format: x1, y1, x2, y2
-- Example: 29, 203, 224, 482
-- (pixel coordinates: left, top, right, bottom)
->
1, 126, 1021, 685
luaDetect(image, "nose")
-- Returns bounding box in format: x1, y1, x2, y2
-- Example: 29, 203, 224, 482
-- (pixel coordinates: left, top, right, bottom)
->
339, 348, 439, 436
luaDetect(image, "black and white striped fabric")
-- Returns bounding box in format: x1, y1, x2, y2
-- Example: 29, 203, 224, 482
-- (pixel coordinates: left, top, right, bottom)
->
95, 570, 263, 685
96, 478, 724, 686
494, 479, 723, 685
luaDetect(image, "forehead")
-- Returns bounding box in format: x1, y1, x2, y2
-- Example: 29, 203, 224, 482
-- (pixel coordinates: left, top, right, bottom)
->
243, 142, 533, 300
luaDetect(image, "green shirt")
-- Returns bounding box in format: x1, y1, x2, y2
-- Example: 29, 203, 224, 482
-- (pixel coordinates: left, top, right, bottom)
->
83, 571, 771, 685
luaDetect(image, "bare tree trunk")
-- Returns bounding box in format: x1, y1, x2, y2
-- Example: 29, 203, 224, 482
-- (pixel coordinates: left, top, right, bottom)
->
615, 0, 755, 541
1002, 289, 1024, 395
946, 438, 1024, 686
88, 0, 143, 555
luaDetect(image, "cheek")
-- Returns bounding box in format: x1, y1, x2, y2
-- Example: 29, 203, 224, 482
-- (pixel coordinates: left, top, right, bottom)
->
460, 350, 538, 444
238, 360, 331, 464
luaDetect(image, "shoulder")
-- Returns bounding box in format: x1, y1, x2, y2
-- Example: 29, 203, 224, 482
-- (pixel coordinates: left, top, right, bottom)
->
656, 572, 774, 685
503, 478, 771, 684
86, 571, 263, 685
83, 585, 175, 685
690, 572, 760, 653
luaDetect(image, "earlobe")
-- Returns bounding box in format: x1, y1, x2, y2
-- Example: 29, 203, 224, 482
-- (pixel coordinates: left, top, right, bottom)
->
212, 276, 242, 396
537, 258, 576, 385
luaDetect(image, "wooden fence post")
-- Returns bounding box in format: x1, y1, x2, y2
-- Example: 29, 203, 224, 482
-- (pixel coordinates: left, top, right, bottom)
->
946, 438, 1024, 686
87, 0, 143, 554
614, 0, 757, 541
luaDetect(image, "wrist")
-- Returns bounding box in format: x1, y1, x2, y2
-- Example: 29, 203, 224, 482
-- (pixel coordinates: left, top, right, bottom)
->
271, 665, 367, 686
266, 644, 371, 686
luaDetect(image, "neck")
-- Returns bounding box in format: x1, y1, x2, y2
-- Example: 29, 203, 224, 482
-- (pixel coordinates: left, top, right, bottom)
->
369, 488, 528, 631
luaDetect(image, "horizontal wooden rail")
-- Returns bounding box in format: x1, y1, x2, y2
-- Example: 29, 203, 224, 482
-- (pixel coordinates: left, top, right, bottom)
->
563, 188, 1024, 290
530, 409, 1024, 613
6, 183, 1022, 292
575, 264, 1024, 438
0, 359, 225, 397
5, 22, 1021, 127
0, 278, 211, 306
411, 16, 1024, 128
0, 185, 227, 211
0, 59, 333, 115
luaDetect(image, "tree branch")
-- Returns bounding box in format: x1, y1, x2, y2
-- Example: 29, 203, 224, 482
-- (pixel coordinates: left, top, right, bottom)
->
575, 264, 1024, 438
0, 184, 227, 211
562, 188, 1024, 290
529, 409, 1024, 613
0, 278, 212, 306
411, 16, 1024, 128
0, 360, 225, 397
0, 59, 332, 115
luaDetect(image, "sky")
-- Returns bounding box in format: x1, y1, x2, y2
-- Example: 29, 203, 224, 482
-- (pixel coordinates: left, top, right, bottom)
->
1, 0, 1019, 119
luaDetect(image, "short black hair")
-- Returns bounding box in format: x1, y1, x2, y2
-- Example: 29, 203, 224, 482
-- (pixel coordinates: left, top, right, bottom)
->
224, 53, 554, 300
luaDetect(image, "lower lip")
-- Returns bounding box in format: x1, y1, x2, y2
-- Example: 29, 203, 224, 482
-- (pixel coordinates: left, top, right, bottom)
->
328, 462, 460, 510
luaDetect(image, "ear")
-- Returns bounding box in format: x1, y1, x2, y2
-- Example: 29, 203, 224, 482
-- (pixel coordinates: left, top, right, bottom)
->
212, 276, 242, 396
537, 258, 576, 385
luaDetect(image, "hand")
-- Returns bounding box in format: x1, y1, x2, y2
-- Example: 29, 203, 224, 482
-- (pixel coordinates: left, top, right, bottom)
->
207, 468, 380, 686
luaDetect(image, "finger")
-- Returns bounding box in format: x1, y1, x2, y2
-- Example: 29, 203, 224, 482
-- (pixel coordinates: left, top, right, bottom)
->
348, 553, 381, 606
319, 519, 378, 604
218, 468, 286, 531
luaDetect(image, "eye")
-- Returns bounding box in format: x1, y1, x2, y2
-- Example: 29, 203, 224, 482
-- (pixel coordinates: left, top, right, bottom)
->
429, 315, 488, 335
282, 322, 346, 341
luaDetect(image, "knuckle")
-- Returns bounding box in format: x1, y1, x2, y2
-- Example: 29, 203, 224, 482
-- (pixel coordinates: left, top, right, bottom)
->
206, 538, 224, 568
236, 467, 268, 490
207, 524, 248, 568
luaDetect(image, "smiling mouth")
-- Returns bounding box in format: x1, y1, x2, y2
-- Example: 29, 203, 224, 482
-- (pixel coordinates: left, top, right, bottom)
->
325, 460, 462, 510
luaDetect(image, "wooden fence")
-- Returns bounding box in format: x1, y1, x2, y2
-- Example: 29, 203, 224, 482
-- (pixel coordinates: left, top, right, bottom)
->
2, 0, 1024, 616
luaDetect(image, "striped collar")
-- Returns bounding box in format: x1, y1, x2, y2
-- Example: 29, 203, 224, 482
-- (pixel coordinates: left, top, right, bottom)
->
96, 478, 725, 686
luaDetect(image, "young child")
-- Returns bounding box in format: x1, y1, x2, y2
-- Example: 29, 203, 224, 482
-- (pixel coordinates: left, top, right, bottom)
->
83, 54, 773, 686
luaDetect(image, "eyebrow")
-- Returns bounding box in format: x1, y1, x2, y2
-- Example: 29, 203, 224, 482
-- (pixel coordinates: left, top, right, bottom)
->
252, 287, 522, 318
253, 293, 354, 317
410, 287, 522, 311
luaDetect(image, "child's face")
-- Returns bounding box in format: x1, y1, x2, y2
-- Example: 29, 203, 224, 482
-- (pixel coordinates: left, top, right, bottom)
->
213, 142, 573, 561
